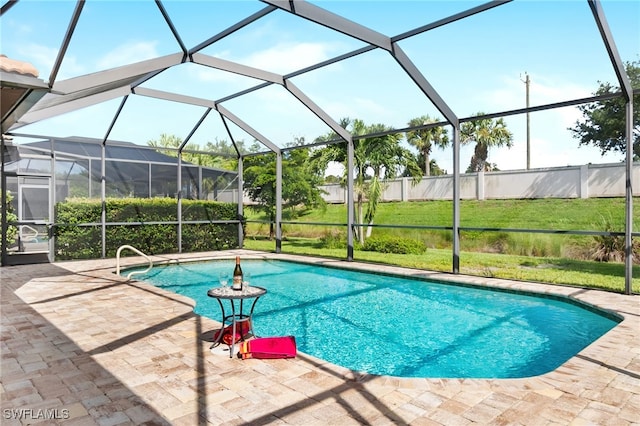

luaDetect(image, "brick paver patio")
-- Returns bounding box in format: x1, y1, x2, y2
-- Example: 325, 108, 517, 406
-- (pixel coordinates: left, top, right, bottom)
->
1, 251, 638, 425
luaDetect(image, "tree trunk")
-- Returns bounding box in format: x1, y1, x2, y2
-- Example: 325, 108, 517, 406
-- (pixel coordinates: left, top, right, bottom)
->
424, 149, 430, 177
356, 193, 364, 245
366, 220, 374, 238
269, 212, 275, 239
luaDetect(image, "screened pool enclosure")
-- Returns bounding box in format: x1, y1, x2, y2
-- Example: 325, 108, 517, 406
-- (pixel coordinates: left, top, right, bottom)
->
1, 0, 637, 293
5, 137, 235, 199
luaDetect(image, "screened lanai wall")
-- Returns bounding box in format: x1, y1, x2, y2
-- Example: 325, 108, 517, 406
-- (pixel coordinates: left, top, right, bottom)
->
2, 136, 237, 261
1, 0, 637, 293
8, 137, 236, 199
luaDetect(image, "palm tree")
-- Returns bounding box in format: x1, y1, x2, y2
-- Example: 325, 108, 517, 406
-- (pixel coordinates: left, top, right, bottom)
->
311, 118, 421, 244
461, 113, 514, 172
405, 115, 450, 176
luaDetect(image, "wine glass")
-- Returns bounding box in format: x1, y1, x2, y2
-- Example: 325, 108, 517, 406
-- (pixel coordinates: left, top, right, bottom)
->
243, 271, 251, 289
218, 272, 229, 289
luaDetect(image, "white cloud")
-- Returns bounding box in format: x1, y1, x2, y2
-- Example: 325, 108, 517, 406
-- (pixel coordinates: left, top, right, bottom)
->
15, 43, 56, 73
190, 65, 258, 86
4, 18, 33, 37
191, 41, 341, 87
10, 42, 84, 82
96, 41, 159, 70
243, 42, 336, 74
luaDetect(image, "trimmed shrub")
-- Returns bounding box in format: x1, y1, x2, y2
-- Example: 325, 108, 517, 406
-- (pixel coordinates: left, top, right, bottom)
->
317, 230, 348, 249
4, 190, 18, 247
54, 198, 240, 260
590, 214, 639, 263
317, 230, 365, 250
362, 236, 426, 255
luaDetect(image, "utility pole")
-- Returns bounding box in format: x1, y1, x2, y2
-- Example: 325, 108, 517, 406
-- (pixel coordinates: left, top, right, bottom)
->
521, 72, 531, 169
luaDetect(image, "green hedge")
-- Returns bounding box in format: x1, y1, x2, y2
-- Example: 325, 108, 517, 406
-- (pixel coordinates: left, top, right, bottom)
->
54, 198, 241, 260
362, 235, 426, 255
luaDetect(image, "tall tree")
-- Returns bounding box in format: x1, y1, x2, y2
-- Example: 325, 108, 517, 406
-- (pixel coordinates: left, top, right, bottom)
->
461, 113, 514, 172
148, 133, 237, 169
148, 133, 186, 155
405, 115, 449, 176
148, 133, 239, 199
243, 140, 325, 239
569, 60, 640, 160
311, 118, 421, 243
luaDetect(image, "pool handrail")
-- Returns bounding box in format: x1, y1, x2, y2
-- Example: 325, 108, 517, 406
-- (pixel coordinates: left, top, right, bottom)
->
19, 224, 39, 242
116, 245, 153, 279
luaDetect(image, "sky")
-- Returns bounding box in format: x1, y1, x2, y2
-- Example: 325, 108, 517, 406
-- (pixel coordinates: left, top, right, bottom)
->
1, 0, 639, 175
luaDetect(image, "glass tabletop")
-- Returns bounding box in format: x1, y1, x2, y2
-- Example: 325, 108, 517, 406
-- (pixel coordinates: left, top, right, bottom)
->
207, 285, 266, 300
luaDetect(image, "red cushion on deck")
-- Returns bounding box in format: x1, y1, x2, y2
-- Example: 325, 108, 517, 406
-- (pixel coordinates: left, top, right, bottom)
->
238, 336, 297, 359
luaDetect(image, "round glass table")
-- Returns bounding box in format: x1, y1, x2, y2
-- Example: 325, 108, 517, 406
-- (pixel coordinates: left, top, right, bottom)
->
207, 285, 267, 358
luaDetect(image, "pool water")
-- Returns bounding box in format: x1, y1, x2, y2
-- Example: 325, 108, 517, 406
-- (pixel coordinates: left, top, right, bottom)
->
130, 259, 620, 378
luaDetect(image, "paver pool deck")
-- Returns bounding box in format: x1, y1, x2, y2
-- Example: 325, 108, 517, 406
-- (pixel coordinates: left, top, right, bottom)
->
1, 250, 638, 425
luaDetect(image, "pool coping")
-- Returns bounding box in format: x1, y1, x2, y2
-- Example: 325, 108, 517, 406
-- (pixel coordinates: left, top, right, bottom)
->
2, 250, 639, 425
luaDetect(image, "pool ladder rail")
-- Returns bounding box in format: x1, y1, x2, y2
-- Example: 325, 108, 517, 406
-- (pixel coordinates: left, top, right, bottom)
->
116, 245, 153, 279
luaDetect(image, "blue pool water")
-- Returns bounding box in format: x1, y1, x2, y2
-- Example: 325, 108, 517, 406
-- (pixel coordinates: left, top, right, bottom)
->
129, 259, 620, 378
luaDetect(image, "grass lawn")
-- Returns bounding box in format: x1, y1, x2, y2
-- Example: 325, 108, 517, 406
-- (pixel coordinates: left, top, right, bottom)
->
243, 238, 639, 294
243, 198, 639, 294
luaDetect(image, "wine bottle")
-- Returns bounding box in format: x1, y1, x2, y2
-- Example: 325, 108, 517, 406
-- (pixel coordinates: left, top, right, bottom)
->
232, 256, 243, 290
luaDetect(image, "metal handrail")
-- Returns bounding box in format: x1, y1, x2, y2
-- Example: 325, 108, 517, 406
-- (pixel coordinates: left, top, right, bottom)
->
116, 245, 153, 279
19, 224, 39, 242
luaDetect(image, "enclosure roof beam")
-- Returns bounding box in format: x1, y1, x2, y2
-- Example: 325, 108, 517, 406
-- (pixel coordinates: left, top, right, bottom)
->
101, 95, 128, 146
262, 0, 392, 51
13, 85, 132, 129
391, 43, 458, 126
216, 104, 280, 154
179, 108, 212, 151
215, 81, 273, 105
588, 0, 633, 101
392, 1, 512, 42
285, 46, 376, 79
211, 45, 375, 107
192, 53, 284, 84
284, 80, 351, 143
189, 5, 277, 55
0, 1, 18, 15
1, 70, 49, 133
51, 53, 184, 94
48, 0, 84, 87
156, 0, 188, 55
219, 112, 242, 158
133, 87, 216, 109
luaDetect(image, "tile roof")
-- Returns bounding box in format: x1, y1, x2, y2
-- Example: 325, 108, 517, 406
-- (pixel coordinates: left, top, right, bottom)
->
0, 54, 39, 78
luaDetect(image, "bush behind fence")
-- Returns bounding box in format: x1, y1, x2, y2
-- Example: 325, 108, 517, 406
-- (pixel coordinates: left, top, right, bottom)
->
54, 198, 240, 260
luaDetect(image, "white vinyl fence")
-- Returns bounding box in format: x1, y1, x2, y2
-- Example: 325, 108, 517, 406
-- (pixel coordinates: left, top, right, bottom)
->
216, 162, 639, 204
317, 163, 639, 203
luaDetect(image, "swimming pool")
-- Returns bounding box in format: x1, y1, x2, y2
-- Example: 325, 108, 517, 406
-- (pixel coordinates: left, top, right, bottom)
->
129, 258, 620, 379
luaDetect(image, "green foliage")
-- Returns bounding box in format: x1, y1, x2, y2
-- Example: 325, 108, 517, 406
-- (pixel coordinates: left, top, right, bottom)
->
243, 237, 639, 294
461, 113, 514, 172
149, 133, 234, 169
245, 198, 636, 262
316, 230, 363, 250
310, 118, 422, 244
54, 198, 239, 260
317, 230, 348, 249
406, 115, 449, 176
590, 214, 640, 262
4, 190, 18, 246
570, 60, 640, 160
362, 235, 426, 255
243, 141, 326, 238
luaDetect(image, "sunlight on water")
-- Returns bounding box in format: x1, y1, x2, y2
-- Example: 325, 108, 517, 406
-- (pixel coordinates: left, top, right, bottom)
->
131, 259, 620, 378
